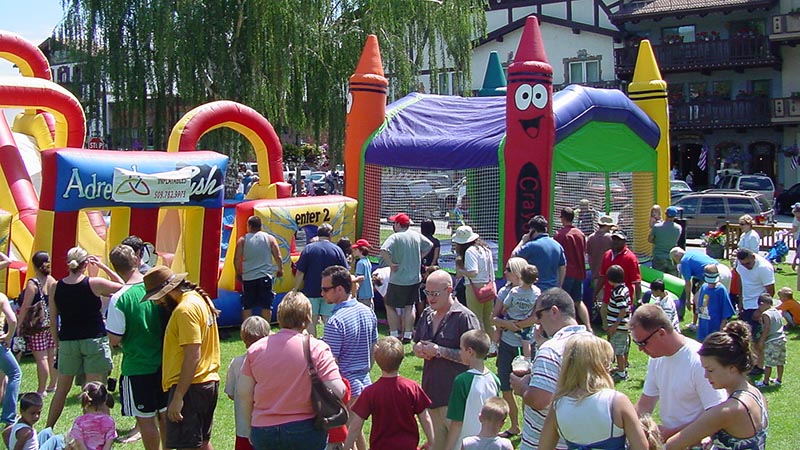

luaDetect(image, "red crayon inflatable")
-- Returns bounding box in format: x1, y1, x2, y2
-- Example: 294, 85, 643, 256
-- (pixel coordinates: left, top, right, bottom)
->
502, 16, 554, 263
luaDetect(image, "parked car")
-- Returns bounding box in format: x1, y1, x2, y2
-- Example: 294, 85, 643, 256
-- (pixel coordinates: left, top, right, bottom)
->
381, 179, 438, 220
670, 180, 693, 202
716, 173, 775, 206
775, 182, 800, 215
587, 177, 629, 205
672, 189, 774, 238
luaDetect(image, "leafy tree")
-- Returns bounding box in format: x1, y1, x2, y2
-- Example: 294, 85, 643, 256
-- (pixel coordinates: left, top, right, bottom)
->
59, 0, 487, 162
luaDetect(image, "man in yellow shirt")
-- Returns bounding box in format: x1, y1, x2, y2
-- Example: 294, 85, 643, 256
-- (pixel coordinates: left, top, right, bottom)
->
143, 266, 220, 450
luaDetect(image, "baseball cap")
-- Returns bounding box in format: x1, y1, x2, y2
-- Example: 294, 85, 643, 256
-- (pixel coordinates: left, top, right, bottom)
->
389, 213, 412, 226
665, 206, 679, 218
352, 238, 372, 250
611, 229, 627, 240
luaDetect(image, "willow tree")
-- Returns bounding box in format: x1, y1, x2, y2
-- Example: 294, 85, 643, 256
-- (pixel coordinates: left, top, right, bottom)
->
59, 0, 487, 161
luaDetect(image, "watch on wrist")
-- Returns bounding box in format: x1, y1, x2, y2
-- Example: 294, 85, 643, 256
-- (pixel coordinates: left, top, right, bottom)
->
434, 344, 441, 358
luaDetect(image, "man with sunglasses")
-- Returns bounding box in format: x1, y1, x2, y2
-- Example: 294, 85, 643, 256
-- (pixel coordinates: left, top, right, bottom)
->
630, 304, 725, 442
413, 270, 479, 450
509, 288, 591, 450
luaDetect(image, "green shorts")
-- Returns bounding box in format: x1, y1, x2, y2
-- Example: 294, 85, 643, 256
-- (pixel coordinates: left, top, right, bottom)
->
58, 337, 113, 376
309, 297, 335, 318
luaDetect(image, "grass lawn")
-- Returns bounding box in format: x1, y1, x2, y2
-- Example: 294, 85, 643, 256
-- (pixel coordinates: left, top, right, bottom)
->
15, 262, 800, 448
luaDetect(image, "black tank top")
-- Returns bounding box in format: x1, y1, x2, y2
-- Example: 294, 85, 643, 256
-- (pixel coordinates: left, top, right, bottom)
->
55, 277, 105, 340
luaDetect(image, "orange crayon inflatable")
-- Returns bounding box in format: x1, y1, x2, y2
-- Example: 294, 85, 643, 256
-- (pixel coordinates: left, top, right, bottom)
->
344, 35, 387, 237
501, 16, 555, 263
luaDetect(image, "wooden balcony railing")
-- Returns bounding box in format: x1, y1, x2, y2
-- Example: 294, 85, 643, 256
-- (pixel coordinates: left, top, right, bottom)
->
615, 37, 779, 75
668, 98, 773, 130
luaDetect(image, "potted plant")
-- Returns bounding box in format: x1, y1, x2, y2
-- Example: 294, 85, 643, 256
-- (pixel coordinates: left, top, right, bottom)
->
702, 229, 727, 258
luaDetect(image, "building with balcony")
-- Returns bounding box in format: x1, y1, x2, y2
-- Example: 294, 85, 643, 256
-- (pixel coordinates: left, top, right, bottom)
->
611, 0, 800, 190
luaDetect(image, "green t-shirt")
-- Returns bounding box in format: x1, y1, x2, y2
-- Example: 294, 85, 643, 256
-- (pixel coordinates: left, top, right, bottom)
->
649, 221, 682, 259
105, 283, 165, 376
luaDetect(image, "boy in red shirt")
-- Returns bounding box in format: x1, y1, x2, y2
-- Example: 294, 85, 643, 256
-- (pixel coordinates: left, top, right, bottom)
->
345, 336, 434, 450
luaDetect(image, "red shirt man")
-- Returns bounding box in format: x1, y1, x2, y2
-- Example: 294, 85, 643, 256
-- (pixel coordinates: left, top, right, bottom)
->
598, 229, 642, 304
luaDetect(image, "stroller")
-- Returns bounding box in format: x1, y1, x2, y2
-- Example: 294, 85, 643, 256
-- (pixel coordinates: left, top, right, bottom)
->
767, 230, 790, 264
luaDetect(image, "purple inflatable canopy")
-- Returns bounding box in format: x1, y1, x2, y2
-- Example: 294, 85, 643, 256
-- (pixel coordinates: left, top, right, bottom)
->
364, 87, 659, 170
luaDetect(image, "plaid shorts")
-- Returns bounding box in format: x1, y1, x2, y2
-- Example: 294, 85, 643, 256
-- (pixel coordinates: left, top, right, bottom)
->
764, 340, 787, 367
609, 331, 630, 356
27, 329, 55, 352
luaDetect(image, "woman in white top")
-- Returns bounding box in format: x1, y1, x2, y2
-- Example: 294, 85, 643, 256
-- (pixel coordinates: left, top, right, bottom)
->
539, 334, 648, 450
737, 215, 760, 254
454, 225, 495, 337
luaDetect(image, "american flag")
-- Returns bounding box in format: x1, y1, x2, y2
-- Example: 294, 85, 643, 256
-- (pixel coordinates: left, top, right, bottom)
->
697, 145, 708, 171
792, 155, 798, 171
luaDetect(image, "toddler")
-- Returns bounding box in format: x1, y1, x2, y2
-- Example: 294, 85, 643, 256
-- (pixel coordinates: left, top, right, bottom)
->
496, 264, 539, 358
68, 382, 117, 450
695, 264, 734, 342
352, 239, 374, 309
225, 316, 271, 450
755, 294, 787, 387
460, 397, 513, 450
776, 286, 800, 327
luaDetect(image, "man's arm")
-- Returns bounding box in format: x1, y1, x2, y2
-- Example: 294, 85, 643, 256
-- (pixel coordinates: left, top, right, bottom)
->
418, 409, 435, 450
557, 264, 566, 288
379, 249, 398, 271
269, 236, 283, 277
444, 421, 463, 450
634, 281, 642, 304
167, 343, 201, 423
511, 234, 530, 256
234, 236, 245, 279
292, 270, 305, 292
635, 393, 658, 417
765, 283, 775, 297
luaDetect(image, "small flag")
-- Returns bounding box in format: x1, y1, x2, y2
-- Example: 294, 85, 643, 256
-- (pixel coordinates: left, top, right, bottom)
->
792, 155, 798, 171
698, 146, 708, 171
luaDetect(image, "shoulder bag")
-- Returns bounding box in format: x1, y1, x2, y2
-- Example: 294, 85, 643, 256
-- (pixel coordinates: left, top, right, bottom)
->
302, 334, 349, 430
19, 278, 49, 336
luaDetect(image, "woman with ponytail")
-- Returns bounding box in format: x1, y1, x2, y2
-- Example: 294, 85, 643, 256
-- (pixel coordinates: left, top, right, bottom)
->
666, 321, 768, 450
46, 246, 123, 429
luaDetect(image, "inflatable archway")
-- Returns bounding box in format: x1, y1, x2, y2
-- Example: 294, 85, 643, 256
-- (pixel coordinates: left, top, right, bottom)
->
35, 148, 228, 296
168, 100, 289, 199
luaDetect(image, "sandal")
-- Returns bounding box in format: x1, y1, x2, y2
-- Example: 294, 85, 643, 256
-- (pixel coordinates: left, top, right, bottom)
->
498, 430, 519, 439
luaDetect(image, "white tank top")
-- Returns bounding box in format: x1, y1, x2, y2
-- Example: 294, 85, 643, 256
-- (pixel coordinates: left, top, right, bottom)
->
554, 388, 625, 445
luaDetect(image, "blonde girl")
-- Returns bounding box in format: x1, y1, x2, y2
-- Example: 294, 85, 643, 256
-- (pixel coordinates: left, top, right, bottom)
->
649, 205, 663, 228
539, 334, 648, 450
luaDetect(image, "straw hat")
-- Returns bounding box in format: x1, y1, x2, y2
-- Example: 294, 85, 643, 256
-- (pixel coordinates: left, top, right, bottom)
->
141, 266, 187, 301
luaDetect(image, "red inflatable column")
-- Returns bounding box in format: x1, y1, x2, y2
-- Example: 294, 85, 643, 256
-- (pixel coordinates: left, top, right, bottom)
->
501, 16, 555, 264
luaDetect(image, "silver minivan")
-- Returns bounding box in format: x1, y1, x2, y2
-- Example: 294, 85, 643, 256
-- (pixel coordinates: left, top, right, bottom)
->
672, 190, 774, 238
716, 173, 775, 206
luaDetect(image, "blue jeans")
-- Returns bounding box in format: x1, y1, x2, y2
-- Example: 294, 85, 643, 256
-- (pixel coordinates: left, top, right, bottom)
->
0, 343, 21, 424
250, 418, 327, 450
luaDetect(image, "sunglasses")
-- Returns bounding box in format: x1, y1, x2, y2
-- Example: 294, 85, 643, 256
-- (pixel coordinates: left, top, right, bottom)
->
534, 306, 551, 320
423, 289, 447, 297
321, 285, 336, 293
633, 328, 661, 348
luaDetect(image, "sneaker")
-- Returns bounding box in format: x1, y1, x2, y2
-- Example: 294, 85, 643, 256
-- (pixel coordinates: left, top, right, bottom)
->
771, 379, 782, 386
755, 380, 769, 388
613, 372, 628, 383
686, 323, 697, 332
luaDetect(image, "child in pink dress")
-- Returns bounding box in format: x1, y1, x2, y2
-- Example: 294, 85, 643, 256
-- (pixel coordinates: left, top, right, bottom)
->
67, 381, 117, 450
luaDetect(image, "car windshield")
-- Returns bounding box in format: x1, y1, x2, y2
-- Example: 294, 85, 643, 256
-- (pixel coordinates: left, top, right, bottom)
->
739, 177, 773, 190
310, 173, 326, 182
671, 181, 691, 191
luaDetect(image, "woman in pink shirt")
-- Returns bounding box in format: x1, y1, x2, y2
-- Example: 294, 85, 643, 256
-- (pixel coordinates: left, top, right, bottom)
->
238, 292, 346, 450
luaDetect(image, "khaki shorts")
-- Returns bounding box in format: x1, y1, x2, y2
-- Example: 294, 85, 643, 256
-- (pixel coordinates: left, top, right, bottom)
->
609, 331, 630, 356
58, 337, 112, 376
764, 340, 787, 367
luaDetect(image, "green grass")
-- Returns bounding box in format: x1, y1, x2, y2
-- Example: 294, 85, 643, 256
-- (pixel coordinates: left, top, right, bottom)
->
17, 261, 800, 448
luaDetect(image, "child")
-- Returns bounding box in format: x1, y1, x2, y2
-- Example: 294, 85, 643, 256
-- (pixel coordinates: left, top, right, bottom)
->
460, 397, 514, 450
776, 286, 800, 327
695, 264, 734, 342
638, 414, 663, 450
605, 265, 631, 382
8, 392, 43, 449
225, 316, 271, 450
351, 239, 374, 309
445, 330, 501, 450
648, 204, 663, 228
68, 381, 117, 450
755, 294, 787, 387
645, 279, 680, 333
345, 336, 433, 450
497, 264, 540, 359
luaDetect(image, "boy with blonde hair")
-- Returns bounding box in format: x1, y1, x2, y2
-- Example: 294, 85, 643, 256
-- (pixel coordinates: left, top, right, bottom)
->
445, 330, 501, 450
346, 336, 434, 450
777, 286, 800, 327
225, 316, 271, 450
461, 397, 514, 450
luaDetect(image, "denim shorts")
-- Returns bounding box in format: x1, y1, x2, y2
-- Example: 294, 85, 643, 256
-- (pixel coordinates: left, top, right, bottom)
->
250, 418, 327, 450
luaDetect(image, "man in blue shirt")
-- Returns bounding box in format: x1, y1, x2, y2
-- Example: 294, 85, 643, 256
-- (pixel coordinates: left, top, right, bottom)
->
669, 247, 731, 330
321, 265, 378, 450
512, 215, 566, 291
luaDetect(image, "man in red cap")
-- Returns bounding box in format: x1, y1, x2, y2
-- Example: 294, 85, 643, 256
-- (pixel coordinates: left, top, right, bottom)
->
380, 213, 433, 343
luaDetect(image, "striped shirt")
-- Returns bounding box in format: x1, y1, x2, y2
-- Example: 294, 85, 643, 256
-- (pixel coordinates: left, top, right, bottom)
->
607, 284, 631, 332
520, 325, 591, 450
323, 298, 378, 397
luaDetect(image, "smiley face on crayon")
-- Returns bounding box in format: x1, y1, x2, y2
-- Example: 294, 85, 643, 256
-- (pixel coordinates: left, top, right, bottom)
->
514, 83, 549, 139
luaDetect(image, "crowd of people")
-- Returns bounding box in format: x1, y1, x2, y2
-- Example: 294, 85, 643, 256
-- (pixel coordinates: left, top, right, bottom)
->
0, 201, 797, 450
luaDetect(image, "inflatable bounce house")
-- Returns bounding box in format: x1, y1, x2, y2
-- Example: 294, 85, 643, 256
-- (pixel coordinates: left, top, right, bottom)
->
1, 30, 358, 326
344, 17, 673, 277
